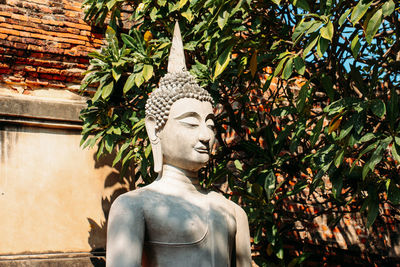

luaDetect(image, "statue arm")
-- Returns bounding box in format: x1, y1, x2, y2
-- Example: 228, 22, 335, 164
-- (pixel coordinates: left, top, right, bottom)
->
234, 204, 252, 267
106, 195, 144, 267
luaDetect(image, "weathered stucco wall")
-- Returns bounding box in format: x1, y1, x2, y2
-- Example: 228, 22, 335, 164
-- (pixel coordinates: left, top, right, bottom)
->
0, 94, 128, 266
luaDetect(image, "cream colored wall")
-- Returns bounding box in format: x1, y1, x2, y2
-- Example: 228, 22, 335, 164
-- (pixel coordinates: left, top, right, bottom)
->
0, 125, 117, 255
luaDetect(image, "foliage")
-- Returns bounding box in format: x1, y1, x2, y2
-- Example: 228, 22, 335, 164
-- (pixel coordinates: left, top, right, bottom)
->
80, 0, 400, 265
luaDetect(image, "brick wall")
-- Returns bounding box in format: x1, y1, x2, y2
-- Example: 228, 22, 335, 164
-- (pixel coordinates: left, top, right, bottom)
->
0, 0, 103, 95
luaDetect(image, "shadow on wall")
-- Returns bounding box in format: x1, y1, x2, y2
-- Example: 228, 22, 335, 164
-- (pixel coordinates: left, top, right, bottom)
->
87, 151, 138, 267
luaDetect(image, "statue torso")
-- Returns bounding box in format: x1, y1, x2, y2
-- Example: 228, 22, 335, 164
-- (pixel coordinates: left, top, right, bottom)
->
126, 182, 237, 267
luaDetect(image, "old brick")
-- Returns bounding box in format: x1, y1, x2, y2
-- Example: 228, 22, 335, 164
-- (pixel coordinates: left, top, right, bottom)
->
11, 13, 28, 21
24, 66, 36, 72
40, 19, 64, 26
64, 4, 82, 12
37, 66, 61, 75
0, 11, 12, 17
63, 21, 91, 31
26, 77, 48, 86
53, 42, 72, 49
25, 37, 46, 46
48, 80, 66, 88
13, 42, 28, 50
28, 0, 50, 5
27, 71, 39, 78
27, 44, 46, 52
39, 73, 54, 80
0, 27, 20, 36
0, 68, 12, 74
0, 33, 7, 39
52, 75, 66, 81
60, 69, 83, 77
52, 8, 65, 15
9, 76, 24, 82
38, 5, 52, 13
65, 10, 82, 18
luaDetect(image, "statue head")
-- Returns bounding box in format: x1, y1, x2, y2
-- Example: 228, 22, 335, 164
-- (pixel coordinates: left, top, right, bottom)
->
145, 22, 215, 173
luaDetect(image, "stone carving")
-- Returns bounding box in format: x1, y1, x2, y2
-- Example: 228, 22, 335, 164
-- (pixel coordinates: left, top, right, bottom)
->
106, 22, 252, 267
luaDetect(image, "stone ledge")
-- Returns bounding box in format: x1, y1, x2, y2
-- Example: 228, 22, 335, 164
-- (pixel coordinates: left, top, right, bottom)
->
0, 94, 87, 129
0, 252, 105, 267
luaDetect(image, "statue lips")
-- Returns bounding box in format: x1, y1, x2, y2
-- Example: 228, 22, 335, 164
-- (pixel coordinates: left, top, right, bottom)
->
194, 144, 209, 154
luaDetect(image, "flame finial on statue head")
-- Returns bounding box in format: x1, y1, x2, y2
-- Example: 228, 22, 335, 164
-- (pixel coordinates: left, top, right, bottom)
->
145, 21, 213, 173
145, 21, 213, 132
167, 21, 187, 73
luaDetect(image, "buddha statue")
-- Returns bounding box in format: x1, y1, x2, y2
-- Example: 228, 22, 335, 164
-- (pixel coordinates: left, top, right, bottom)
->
106, 22, 252, 267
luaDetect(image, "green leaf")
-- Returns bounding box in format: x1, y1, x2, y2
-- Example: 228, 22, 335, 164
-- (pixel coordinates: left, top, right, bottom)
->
106, 0, 117, 10
362, 140, 388, 179
339, 9, 351, 26
366, 196, 379, 228
320, 21, 334, 41
337, 119, 354, 140
113, 142, 130, 167
392, 143, 400, 163
282, 57, 293, 80
157, 0, 167, 7
303, 33, 319, 58
182, 10, 194, 22
101, 81, 114, 99
150, 7, 158, 21
306, 21, 323, 35
388, 179, 400, 204
351, 35, 361, 59
217, 10, 229, 30
293, 0, 310, 11
310, 117, 324, 146
296, 82, 310, 113
254, 225, 262, 244
134, 73, 144, 87
370, 99, 386, 118
178, 0, 188, 9
112, 67, 122, 81
123, 73, 136, 94
293, 56, 305, 75
263, 170, 276, 200
382, 0, 395, 16
365, 9, 382, 44
317, 37, 328, 57
271, 0, 281, 5
214, 45, 233, 79
351, 0, 372, 25
321, 74, 334, 101
334, 149, 345, 168
331, 171, 343, 198
234, 160, 243, 171
142, 64, 154, 81
144, 144, 152, 158
273, 56, 288, 77
104, 135, 114, 154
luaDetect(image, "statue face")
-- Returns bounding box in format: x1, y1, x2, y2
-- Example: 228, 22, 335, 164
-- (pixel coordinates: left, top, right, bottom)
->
159, 98, 215, 172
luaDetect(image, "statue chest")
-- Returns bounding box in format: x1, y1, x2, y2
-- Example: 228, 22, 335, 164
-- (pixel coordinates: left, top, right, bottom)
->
142, 193, 236, 246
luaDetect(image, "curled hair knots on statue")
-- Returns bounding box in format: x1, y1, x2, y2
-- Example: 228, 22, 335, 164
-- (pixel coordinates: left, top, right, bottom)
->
145, 71, 213, 131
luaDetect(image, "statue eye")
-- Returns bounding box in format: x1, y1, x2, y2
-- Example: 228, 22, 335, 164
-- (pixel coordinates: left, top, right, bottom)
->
206, 119, 215, 130
179, 117, 199, 127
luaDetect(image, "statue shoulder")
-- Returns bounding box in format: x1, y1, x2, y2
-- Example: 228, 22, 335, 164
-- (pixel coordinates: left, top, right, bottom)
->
208, 191, 247, 218
109, 186, 153, 214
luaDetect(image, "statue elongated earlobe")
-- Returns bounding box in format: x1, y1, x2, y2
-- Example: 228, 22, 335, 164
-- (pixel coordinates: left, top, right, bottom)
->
145, 115, 162, 173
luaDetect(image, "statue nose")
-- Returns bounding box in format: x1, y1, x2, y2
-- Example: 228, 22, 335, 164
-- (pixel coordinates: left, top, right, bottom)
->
198, 124, 211, 144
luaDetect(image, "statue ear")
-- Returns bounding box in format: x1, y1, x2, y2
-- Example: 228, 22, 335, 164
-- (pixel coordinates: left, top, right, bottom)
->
145, 115, 162, 173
